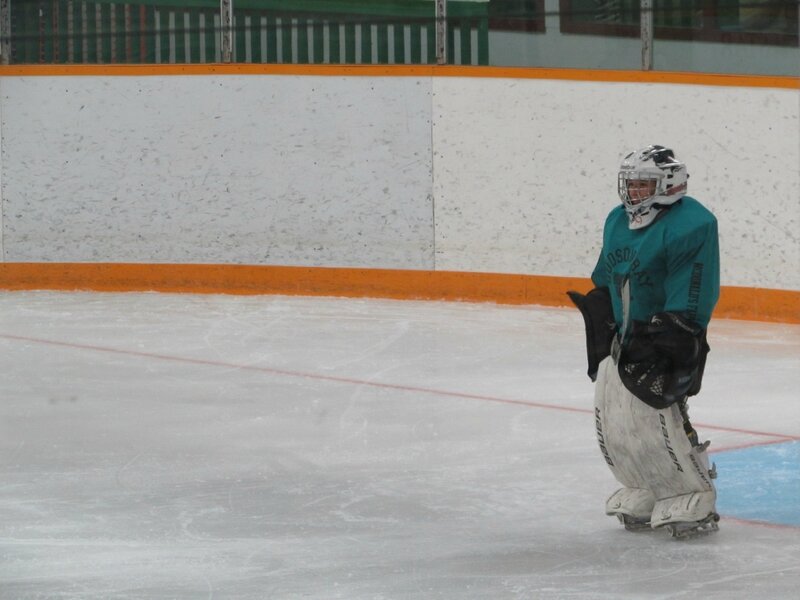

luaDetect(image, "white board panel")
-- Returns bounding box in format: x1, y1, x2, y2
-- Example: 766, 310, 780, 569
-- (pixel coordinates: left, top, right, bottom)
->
1, 73, 797, 291
0, 75, 434, 269
431, 77, 799, 290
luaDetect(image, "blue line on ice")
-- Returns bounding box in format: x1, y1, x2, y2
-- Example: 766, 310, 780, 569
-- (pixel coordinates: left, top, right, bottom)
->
715, 441, 800, 526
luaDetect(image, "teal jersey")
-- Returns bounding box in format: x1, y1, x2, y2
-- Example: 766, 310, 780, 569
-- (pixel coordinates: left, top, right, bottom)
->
591, 197, 720, 331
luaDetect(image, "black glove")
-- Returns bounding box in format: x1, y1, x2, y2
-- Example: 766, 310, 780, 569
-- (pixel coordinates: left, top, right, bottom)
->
646, 312, 702, 368
619, 312, 709, 409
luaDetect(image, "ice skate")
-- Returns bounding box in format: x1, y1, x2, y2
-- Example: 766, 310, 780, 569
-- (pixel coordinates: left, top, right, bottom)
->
615, 513, 652, 532
664, 513, 720, 539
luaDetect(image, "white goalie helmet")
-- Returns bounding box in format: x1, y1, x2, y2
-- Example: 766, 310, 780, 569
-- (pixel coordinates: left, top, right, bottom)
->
618, 145, 688, 229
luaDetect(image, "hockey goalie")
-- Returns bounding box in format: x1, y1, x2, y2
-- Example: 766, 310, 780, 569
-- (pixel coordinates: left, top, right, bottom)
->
569, 145, 721, 539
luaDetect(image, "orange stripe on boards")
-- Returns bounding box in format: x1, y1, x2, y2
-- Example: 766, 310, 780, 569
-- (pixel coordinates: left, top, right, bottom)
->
0, 263, 585, 306
0, 263, 798, 324
0, 64, 797, 90
717, 286, 800, 324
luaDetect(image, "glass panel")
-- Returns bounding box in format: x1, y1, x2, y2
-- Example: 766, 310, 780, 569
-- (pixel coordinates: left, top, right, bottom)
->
488, 0, 546, 31
649, 0, 799, 75
551, 0, 797, 74
567, 0, 640, 26
654, 0, 700, 29
734, 0, 798, 34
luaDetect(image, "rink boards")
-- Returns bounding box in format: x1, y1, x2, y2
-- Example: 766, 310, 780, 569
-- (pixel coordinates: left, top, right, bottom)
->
0, 65, 798, 323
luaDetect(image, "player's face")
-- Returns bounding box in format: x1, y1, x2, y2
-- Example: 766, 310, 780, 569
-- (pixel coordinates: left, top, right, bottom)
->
626, 179, 657, 204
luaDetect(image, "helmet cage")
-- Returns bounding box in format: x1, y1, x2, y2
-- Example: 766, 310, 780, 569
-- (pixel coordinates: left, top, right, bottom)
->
618, 168, 665, 215
617, 145, 688, 221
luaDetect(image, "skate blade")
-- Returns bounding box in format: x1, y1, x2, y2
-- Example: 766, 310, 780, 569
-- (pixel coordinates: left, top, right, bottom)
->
665, 515, 720, 539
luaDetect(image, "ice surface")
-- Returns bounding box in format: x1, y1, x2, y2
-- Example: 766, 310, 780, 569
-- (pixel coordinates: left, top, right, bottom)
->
1, 291, 798, 599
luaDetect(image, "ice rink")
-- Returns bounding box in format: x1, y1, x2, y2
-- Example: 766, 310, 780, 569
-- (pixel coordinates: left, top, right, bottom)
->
1, 290, 798, 599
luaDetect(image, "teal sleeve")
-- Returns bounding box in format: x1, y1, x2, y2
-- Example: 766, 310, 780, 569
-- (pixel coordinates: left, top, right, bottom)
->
663, 219, 720, 327
590, 212, 613, 289
591, 250, 608, 289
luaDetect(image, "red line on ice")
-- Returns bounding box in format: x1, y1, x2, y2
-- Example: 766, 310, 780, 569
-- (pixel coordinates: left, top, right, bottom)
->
2, 332, 798, 443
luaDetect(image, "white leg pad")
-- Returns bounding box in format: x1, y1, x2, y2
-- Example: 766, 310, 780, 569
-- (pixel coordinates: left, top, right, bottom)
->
651, 491, 717, 529
605, 487, 655, 519
594, 357, 717, 525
